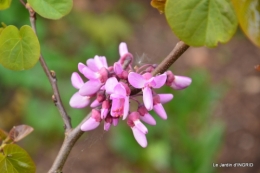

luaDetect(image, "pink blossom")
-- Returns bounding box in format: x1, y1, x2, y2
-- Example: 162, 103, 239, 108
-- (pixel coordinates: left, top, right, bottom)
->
81, 109, 101, 131
153, 95, 167, 120
128, 72, 167, 110
127, 112, 148, 148
105, 77, 130, 120
166, 71, 192, 90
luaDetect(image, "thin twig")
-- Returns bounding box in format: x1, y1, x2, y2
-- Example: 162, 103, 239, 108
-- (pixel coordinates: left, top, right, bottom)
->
25, 4, 72, 131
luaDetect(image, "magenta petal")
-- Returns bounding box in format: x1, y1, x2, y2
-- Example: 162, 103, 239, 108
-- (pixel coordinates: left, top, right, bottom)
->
123, 96, 129, 120
158, 94, 174, 104
79, 80, 102, 96
87, 58, 99, 72
119, 42, 128, 57
71, 72, 84, 89
132, 127, 147, 148
128, 72, 145, 88
101, 109, 109, 119
99, 56, 108, 68
114, 62, 123, 75
81, 117, 100, 131
69, 92, 90, 108
104, 122, 111, 131
114, 83, 126, 96
153, 73, 167, 88
140, 113, 156, 125
94, 56, 107, 69
105, 77, 118, 94
82, 67, 99, 80
171, 76, 192, 90
113, 118, 119, 126
153, 103, 167, 120
143, 87, 153, 111
78, 63, 86, 74
90, 100, 101, 108
134, 120, 148, 134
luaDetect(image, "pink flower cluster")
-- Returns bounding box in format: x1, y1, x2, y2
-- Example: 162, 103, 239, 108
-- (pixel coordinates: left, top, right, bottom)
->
70, 43, 192, 147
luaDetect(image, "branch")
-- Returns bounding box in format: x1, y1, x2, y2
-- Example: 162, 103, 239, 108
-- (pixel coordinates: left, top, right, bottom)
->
25, 4, 72, 131
47, 114, 90, 173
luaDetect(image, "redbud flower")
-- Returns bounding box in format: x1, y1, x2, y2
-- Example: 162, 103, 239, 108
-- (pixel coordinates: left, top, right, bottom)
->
166, 71, 192, 90
127, 112, 148, 148
128, 72, 167, 110
81, 109, 101, 131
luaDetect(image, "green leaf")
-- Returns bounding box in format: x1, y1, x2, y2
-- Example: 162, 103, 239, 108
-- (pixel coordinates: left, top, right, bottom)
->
165, 0, 238, 47
0, 27, 3, 35
0, 144, 36, 173
0, 25, 40, 70
0, 0, 11, 10
28, 0, 73, 20
232, 0, 260, 47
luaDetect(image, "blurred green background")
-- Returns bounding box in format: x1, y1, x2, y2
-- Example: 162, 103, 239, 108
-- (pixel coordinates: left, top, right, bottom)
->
1, 1, 259, 173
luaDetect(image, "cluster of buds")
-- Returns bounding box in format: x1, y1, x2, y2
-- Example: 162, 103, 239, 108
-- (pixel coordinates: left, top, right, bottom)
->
70, 43, 192, 147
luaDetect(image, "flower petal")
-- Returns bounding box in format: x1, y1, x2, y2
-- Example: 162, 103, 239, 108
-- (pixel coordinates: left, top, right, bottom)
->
82, 67, 99, 80
90, 100, 101, 108
94, 56, 107, 69
81, 117, 100, 131
114, 83, 126, 96
140, 113, 156, 125
78, 63, 86, 74
128, 72, 145, 88
153, 103, 167, 120
171, 76, 192, 90
123, 96, 129, 120
131, 126, 147, 148
113, 118, 119, 126
104, 122, 111, 131
71, 72, 84, 89
114, 62, 123, 75
79, 80, 102, 96
119, 42, 128, 57
69, 92, 90, 108
87, 58, 99, 72
101, 109, 109, 119
105, 77, 118, 94
134, 120, 148, 134
153, 73, 167, 88
143, 87, 153, 110
158, 94, 174, 104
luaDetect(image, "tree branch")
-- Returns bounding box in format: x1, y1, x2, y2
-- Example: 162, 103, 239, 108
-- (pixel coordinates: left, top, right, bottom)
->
25, 4, 72, 131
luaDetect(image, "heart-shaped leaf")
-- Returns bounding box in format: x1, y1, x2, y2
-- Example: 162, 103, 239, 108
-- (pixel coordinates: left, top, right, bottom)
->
0, 27, 3, 35
0, 25, 40, 70
165, 0, 238, 47
0, 144, 36, 173
28, 0, 73, 20
9, 125, 34, 142
232, 0, 260, 47
0, 0, 12, 10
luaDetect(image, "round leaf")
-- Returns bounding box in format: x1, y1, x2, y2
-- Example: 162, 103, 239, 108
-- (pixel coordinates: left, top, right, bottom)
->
28, 0, 73, 20
232, 0, 260, 47
0, 0, 12, 10
0, 144, 36, 173
165, 0, 238, 47
0, 25, 40, 70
